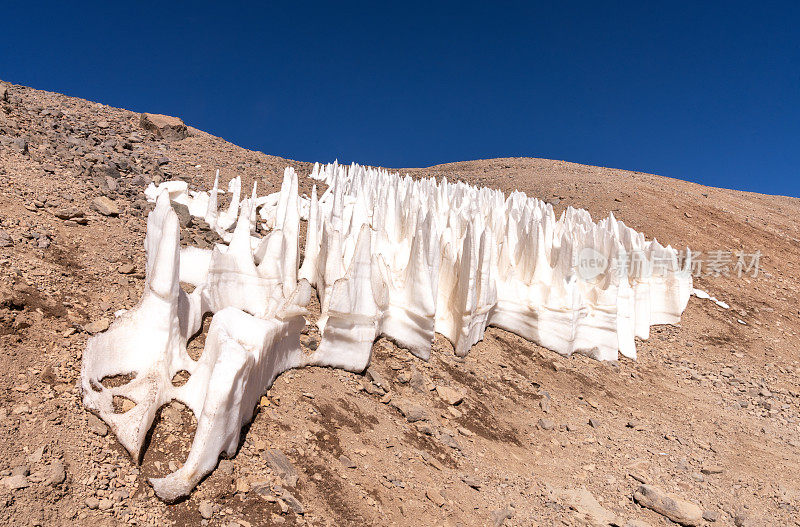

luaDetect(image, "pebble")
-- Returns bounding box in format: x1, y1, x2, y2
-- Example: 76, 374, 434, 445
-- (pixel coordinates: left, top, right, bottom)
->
54, 207, 84, 220
85, 497, 99, 510
435, 385, 465, 405
0, 229, 12, 247
365, 367, 388, 390
338, 455, 356, 469
264, 449, 298, 487
198, 500, 214, 519
90, 196, 120, 216
425, 488, 446, 507
553, 487, 617, 526
700, 465, 724, 475
84, 318, 110, 334
87, 413, 109, 436
394, 401, 428, 423
117, 263, 135, 274
490, 506, 515, 526
275, 486, 304, 514
537, 418, 555, 430
539, 398, 551, 413
46, 460, 67, 486
462, 475, 481, 489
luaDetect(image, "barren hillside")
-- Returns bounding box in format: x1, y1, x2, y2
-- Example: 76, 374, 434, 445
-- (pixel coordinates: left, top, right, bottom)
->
0, 80, 799, 527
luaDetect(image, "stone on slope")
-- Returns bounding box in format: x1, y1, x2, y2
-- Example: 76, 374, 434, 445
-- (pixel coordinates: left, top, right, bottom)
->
140, 112, 189, 141
264, 449, 299, 487
435, 385, 465, 405
84, 318, 110, 334
0, 229, 12, 247
91, 196, 120, 216
552, 486, 619, 526
633, 484, 702, 526
45, 460, 67, 486
1, 474, 29, 490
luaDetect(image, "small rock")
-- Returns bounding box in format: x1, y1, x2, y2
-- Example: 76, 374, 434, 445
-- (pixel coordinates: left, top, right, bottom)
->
490, 506, 514, 526
700, 465, 724, 475
84, 318, 110, 334
539, 398, 551, 413
415, 421, 434, 435
734, 513, 759, 527
172, 203, 192, 227
11, 466, 29, 477
130, 174, 150, 187
105, 176, 118, 192
235, 478, 250, 493
218, 459, 235, 475
198, 500, 214, 519
435, 385, 465, 405
702, 509, 719, 522
633, 484, 702, 526
537, 418, 555, 430
54, 207, 84, 220
118, 263, 135, 274
409, 370, 429, 392
85, 497, 100, 510
439, 432, 462, 450
339, 455, 356, 469
426, 488, 446, 507
0, 229, 12, 247
1, 474, 29, 490
589, 418, 601, 428
91, 196, 120, 217
462, 475, 481, 489
458, 426, 474, 437
11, 137, 28, 154
87, 413, 108, 436
161, 405, 183, 426
98, 498, 113, 510
553, 486, 618, 526
276, 486, 304, 514
365, 367, 388, 389
264, 449, 298, 487
46, 461, 67, 486
395, 401, 428, 423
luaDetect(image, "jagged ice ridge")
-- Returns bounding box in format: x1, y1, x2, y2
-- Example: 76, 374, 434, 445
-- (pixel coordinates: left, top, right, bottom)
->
82, 162, 693, 500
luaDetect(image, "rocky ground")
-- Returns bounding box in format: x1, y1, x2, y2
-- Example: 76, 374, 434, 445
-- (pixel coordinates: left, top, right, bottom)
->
0, 79, 798, 526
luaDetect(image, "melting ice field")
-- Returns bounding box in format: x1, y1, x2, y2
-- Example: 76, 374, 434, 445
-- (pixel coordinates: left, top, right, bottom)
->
81, 163, 693, 500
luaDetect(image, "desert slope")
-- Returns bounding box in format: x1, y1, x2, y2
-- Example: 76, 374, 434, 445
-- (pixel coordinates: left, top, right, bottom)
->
0, 79, 799, 526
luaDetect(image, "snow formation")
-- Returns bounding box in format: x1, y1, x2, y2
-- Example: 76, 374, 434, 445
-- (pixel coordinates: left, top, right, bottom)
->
84, 162, 693, 500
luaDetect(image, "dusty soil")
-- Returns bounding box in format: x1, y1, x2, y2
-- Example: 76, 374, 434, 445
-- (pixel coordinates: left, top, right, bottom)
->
0, 79, 798, 527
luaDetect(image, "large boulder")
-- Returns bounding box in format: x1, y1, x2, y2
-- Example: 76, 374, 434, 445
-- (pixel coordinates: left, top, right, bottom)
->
139, 112, 189, 141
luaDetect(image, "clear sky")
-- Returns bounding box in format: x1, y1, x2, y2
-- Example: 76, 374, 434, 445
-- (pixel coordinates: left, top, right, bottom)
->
2, 1, 798, 197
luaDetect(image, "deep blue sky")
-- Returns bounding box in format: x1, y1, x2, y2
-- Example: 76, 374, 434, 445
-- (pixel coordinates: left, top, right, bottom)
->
2, 2, 798, 196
